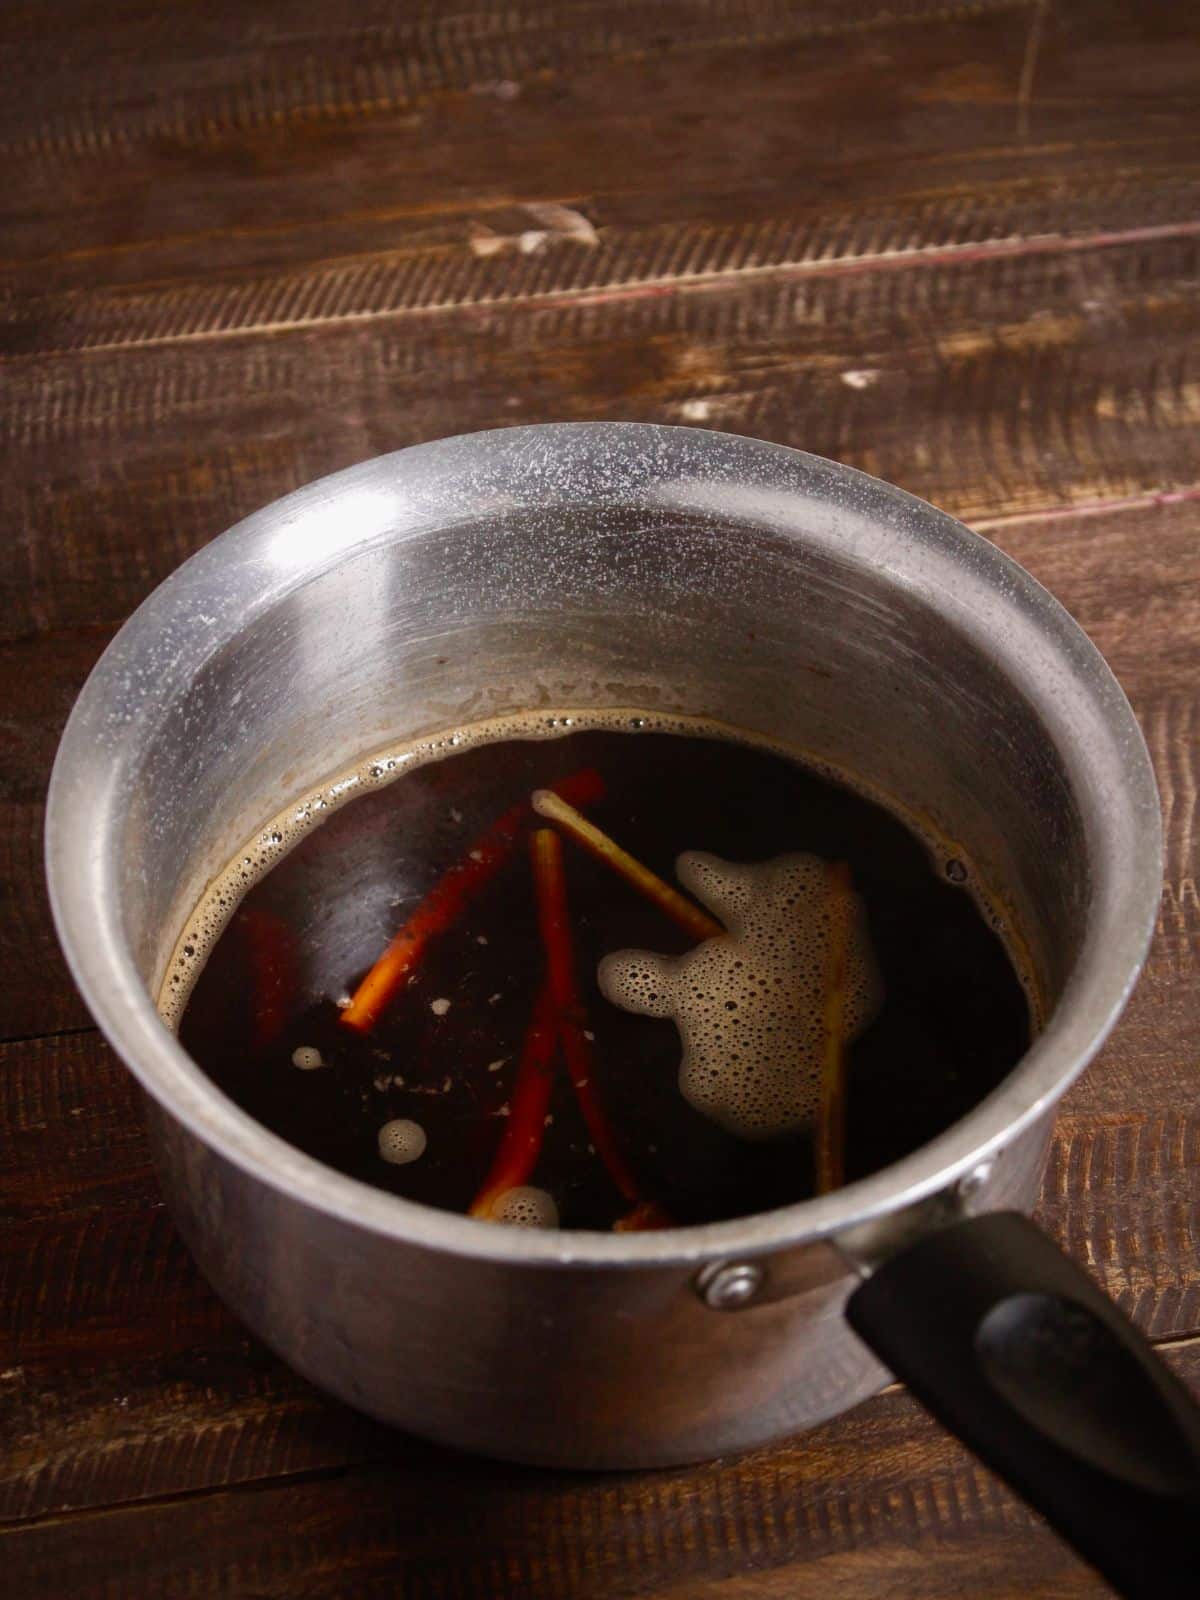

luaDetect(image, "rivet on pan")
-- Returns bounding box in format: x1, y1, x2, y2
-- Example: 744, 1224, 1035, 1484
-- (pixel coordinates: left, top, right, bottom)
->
696, 1260, 764, 1310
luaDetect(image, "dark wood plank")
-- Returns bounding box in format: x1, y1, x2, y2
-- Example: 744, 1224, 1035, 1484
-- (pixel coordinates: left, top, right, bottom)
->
0, 628, 119, 1038
986, 507, 1200, 1007
0, 1337, 394, 1531
1, 1336, 1193, 1599
2, 4, 1198, 1587
0, 0, 1046, 169
0, 1033, 154, 1224
6, 229, 1200, 643
3, 0, 1197, 293
1038, 1107, 1200, 1339
13, 178, 1200, 362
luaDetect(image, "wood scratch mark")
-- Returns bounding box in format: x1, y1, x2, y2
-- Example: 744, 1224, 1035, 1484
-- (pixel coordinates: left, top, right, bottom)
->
1016, 0, 1049, 140
6, 211, 1200, 364
970, 482, 1200, 531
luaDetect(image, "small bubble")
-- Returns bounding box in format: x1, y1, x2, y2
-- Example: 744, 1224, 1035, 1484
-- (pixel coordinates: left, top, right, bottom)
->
945, 858, 968, 883
377, 1119, 427, 1164
488, 1186, 558, 1228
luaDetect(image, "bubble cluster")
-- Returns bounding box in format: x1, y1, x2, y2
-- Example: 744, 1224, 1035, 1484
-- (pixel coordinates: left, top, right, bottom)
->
489, 1186, 559, 1228
377, 1118, 427, 1165
599, 852, 883, 1141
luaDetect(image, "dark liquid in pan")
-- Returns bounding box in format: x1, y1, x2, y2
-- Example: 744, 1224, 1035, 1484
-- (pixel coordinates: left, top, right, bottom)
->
173, 719, 1032, 1229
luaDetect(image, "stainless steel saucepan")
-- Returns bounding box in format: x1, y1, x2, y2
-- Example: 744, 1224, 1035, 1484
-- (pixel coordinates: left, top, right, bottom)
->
46, 424, 1199, 1594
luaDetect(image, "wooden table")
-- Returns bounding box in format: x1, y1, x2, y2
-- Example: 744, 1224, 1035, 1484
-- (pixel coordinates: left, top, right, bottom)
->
2, 3, 1197, 1593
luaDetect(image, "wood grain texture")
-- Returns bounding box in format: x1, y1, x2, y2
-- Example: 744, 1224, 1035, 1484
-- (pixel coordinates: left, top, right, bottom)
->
12, 187, 1200, 361
3, 1, 1199, 1592
0, 629, 118, 1038
2, 0, 1195, 283
1, 1339, 1195, 1598
0, 0, 1043, 166
6, 231, 1200, 646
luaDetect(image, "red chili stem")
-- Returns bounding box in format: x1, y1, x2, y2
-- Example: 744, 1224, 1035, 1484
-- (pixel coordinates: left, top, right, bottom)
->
469, 979, 558, 1219
530, 828, 645, 1209
340, 767, 605, 1034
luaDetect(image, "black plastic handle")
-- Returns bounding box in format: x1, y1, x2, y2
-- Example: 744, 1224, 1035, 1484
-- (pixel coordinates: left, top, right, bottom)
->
845, 1211, 1200, 1596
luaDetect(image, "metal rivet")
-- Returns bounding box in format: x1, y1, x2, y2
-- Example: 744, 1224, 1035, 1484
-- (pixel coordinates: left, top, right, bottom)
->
696, 1260, 763, 1310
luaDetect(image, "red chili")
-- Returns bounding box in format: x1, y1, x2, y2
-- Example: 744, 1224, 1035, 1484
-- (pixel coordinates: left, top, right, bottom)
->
340, 767, 605, 1033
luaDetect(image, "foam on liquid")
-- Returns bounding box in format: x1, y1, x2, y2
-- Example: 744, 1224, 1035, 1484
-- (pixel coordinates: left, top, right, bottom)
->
377, 1118, 428, 1165
599, 852, 882, 1140
489, 1186, 559, 1228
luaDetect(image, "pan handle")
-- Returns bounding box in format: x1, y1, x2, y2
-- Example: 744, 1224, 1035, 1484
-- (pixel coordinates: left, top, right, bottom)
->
844, 1210, 1200, 1597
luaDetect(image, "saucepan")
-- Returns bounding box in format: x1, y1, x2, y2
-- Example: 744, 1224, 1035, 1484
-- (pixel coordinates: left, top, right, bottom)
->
46, 424, 1199, 1594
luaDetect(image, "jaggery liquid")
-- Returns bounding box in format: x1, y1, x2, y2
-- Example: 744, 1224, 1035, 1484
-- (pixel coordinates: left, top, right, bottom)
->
168, 715, 1033, 1229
